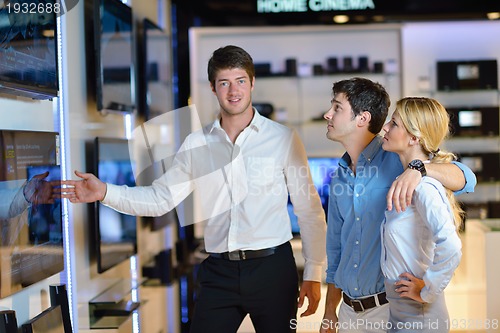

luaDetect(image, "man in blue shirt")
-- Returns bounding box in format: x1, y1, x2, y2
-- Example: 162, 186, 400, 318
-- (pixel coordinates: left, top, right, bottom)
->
320, 78, 476, 333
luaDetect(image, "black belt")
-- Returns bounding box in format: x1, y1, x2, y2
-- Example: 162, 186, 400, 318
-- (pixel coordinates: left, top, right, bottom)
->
343, 292, 388, 312
209, 243, 285, 261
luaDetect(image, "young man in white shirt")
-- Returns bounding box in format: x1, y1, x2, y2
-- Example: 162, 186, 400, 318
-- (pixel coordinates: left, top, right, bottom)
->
60, 45, 327, 333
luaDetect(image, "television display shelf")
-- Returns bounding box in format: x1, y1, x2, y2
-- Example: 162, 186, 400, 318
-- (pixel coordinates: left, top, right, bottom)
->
88, 278, 145, 329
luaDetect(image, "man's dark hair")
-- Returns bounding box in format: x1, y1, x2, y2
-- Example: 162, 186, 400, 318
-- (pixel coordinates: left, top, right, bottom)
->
207, 45, 255, 87
332, 77, 391, 134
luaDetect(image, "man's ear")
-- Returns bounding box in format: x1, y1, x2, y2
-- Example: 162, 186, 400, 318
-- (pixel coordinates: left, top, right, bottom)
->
210, 82, 216, 94
357, 111, 372, 128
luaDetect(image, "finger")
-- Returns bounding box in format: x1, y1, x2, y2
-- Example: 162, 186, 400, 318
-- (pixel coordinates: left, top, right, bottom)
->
300, 303, 317, 317
399, 272, 413, 280
74, 170, 91, 179
392, 184, 402, 213
399, 291, 409, 298
405, 189, 412, 208
53, 187, 75, 194
59, 180, 79, 186
49, 180, 63, 187
399, 187, 407, 211
297, 293, 305, 309
386, 183, 395, 211
33, 171, 50, 179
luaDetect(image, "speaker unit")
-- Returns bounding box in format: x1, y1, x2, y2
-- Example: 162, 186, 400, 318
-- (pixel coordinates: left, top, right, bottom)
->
49, 284, 73, 333
342, 56, 354, 72
358, 56, 369, 73
285, 58, 297, 76
0, 310, 18, 333
327, 57, 339, 73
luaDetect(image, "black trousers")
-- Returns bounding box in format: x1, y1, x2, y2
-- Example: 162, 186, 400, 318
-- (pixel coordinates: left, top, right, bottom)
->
190, 241, 299, 333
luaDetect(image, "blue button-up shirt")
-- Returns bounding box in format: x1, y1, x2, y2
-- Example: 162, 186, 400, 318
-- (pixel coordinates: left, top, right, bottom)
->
325, 136, 475, 298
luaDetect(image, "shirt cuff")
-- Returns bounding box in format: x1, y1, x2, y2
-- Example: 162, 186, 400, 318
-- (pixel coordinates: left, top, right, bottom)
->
420, 287, 437, 304
101, 183, 119, 206
303, 262, 324, 282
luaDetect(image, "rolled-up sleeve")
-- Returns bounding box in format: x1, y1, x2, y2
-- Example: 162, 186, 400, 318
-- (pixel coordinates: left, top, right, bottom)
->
451, 161, 477, 195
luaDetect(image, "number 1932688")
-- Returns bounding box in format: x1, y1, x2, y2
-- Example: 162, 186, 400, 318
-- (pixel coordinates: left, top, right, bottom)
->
6, 2, 61, 14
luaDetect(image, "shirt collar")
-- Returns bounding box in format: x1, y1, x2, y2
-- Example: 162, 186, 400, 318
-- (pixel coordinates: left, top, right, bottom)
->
208, 107, 262, 134
340, 136, 383, 168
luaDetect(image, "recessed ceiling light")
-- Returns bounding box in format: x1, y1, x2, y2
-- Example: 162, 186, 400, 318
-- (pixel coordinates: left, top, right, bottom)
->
487, 12, 500, 20
333, 15, 349, 24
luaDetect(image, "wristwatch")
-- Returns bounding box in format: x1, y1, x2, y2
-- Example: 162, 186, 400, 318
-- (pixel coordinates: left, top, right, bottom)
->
408, 159, 427, 177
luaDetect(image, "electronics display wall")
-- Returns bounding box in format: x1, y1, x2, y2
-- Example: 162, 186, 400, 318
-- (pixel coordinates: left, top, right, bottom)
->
0, 0, 59, 99
85, 0, 135, 114
87, 137, 137, 274
137, 18, 174, 120
0, 130, 63, 299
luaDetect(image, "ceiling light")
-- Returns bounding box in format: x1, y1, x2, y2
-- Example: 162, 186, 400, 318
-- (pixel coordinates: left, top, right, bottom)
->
333, 15, 349, 24
487, 12, 500, 20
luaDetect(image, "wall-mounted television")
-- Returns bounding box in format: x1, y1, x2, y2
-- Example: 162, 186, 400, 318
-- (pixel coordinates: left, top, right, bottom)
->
134, 159, 178, 232
21, 305, 65, 333
437, 59, 498, 91
0, 130, 63, 298
87, 137, 137, 273
458, 152, 500, 182
447, 106, 499, 137
288, 157, 340, 235
0, 310, 18, 333
85, 0, 134, 113
0, 0, 59, 99
137, 18, 173, 120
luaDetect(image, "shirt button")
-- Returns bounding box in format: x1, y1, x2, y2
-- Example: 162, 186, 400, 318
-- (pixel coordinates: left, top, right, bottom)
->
354, 264, 358, 268
356, 217, 360, 221
355, 241, 359, 245
355, 193, 360, 197
354, 288, 358, 291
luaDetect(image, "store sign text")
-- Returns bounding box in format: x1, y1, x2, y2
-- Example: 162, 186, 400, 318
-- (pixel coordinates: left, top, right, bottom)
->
257, 0, 376, 13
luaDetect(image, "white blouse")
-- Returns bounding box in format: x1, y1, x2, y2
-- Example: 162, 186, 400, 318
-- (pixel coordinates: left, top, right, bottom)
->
381, 176, 462, 303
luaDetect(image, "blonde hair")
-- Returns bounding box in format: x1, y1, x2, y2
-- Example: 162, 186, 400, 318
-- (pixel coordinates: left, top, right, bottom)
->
394, 97, 464, 229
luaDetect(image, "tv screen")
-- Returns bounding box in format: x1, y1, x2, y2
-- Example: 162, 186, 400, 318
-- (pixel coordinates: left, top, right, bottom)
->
91, 0, 134, 113
0, 0, 58, 99
21, 305, 65, 333
89, 137, 137, 273
134, 159, 178, 232
0, 310, 18, 333
288, 157, 340, 235
0, 130, 63, 298
137, 18, 173, 120
447, 106, 499, 136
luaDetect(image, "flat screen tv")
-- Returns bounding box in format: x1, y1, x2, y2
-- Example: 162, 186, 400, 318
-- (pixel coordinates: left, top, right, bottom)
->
447, 106, 499, 137
0, 310, 18, 333
134, 158, 178, 232
88, 137, 137, 273
137, 18, 173, 120
86, 0, 134, 113
0, 0, 59, 99
0, 130, 63, 298
21, 305, 64, 333
288, 157, 340, 235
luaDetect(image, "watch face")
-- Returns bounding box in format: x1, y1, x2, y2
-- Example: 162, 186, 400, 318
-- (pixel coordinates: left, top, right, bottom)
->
410, 160, 424, 169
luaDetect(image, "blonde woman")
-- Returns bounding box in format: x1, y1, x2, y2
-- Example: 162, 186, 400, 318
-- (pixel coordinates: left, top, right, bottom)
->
380, 97, 463, 332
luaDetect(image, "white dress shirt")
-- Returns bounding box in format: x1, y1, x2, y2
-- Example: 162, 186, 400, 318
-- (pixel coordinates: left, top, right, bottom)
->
103, 110, 327, 281
380, 176, 462, 303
